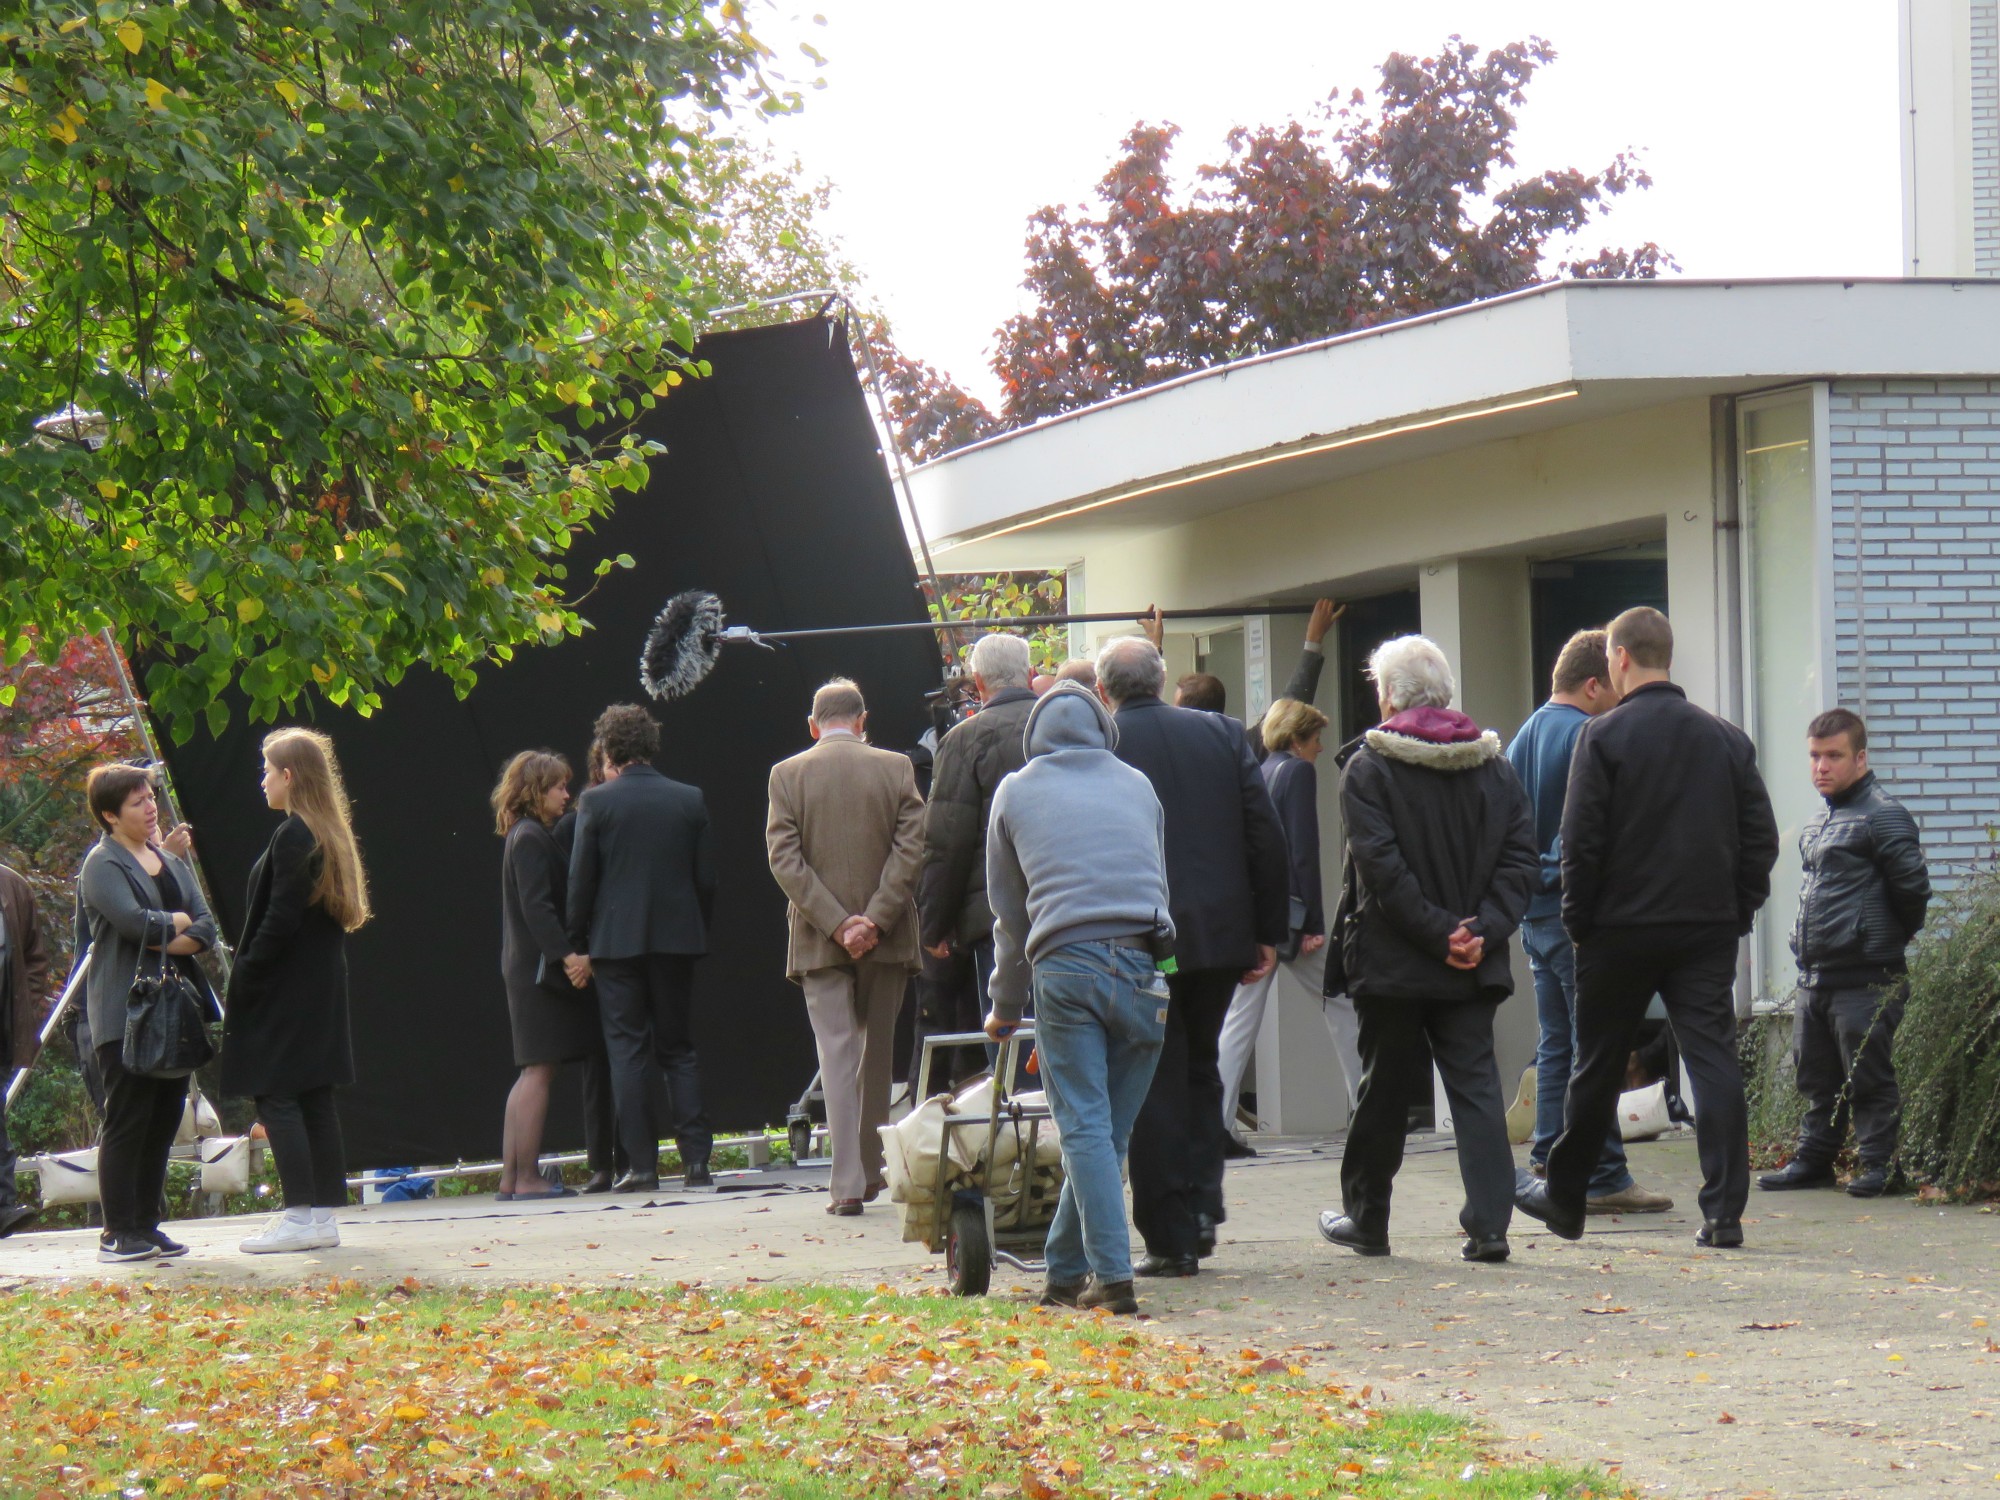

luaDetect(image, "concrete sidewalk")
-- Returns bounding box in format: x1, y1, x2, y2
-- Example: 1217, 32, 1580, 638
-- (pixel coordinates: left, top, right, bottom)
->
4, 1132, 1997, 1498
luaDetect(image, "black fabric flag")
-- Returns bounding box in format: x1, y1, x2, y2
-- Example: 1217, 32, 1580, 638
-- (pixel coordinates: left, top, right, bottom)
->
157, 316, 941, 1166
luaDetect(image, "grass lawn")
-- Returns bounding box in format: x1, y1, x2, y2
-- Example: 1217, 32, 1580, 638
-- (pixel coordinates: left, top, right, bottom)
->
0, 1279, 1627, 1498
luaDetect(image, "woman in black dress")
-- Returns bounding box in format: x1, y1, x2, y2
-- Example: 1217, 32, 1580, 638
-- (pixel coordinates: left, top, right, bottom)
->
223, 728, 370, 1255
491, 750, 595, 1200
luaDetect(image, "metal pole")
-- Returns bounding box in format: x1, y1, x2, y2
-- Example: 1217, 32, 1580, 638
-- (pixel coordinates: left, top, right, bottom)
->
4, 952, 89, 1110
99, 629, 232, 981
726, 602, 1334, 645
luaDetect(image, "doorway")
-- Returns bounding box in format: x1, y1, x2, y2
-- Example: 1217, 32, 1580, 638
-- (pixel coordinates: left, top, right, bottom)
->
1530, 548, 1669, 697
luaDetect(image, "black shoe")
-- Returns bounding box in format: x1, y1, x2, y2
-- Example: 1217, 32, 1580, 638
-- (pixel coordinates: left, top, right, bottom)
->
682, 1166, 714, 1189
1133, 1252, 1199, 1278
1194, 1212, 1217, 1259
1316, 1212, 1391, 1257
1462, 1235, 1510, 1263
1846, 1165, 1891, 1198
1695, 1219, 1744, 1249
146, 1229, 191, 1259
1222, 1135, 1258, 1160
1758, 1159, 1836, 1191
0, 1204, 39, 1239
1039, 1279, 1085, 1308
612, 1173, 660, 1194
1513, 1181, 1585, 1241
580, 1172, 615, 1195
98, 1233, 161, 1264
1078, 1277, 1139, 1315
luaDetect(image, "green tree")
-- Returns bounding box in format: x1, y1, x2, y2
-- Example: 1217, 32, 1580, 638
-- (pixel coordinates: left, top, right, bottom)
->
1, 0, 781, 737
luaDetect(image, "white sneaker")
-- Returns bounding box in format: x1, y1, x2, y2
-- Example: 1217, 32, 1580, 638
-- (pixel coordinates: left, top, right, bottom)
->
240, 1215, 324, 1254
310, 1219, 341, 1249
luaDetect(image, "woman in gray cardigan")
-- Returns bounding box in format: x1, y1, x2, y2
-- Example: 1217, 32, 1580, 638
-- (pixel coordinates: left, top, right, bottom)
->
77, 763, 218, 1264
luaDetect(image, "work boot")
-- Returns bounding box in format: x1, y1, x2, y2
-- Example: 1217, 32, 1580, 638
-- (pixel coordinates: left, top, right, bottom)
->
1078, 1278, 1138, 1315
1846, 1164, 1891, 1198
1039, 1279, 1085, 1309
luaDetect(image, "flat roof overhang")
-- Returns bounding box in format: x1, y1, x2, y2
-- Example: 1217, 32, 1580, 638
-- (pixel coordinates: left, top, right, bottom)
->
907, 278, 2000, 552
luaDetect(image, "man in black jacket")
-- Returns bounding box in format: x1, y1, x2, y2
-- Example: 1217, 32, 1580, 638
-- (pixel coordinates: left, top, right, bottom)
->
919, 634, 1038, 1005
1761, 709, 1929, 1199
568, 704, 718, 1191
1097, 635, 1289, 1274
1517, 608, 1780, 1249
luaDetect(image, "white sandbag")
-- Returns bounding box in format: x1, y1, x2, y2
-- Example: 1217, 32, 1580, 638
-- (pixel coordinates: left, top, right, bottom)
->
884, 1093, 954, 1202
200, 1136, 252, 1195
174, 1088, 223, 1147
1619, 1080, 1672, 1142
32, 1149, 100, 1205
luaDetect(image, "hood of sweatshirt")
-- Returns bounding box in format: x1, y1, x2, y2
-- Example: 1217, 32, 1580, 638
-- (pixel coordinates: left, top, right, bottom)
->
1365, 705, 1502, 771
1022, 680, 1119, 759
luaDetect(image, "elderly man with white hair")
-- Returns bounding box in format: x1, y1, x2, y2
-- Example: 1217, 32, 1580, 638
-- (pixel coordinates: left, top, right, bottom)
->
1096, 633, 1290, 1277
1317, 634, 1538, 1264
918, 633, 1040, 1019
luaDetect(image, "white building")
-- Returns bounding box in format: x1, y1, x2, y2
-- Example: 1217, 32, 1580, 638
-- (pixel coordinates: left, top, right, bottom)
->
1901, 0, 2000, 275
906, 277, 2000, 1132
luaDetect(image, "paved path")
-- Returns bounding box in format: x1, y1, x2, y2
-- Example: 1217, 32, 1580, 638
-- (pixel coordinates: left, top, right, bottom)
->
5, 1132, 1997, 1498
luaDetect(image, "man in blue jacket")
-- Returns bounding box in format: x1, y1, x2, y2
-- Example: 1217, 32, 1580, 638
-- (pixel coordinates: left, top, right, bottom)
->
1506, 630, 1672, 1217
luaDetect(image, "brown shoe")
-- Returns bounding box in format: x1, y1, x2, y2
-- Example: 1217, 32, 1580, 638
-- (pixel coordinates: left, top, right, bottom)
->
826, 1199, 863, 1217
1585, 1184, 1674, 1215
863, 1178, 887, 1203
1077, 1278, 1138, 1315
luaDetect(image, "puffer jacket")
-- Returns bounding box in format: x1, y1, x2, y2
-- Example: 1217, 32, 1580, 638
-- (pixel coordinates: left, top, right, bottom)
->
1790, 771, 1930, 986
1337, 706, 1539, 1003
917, 686, 1037, 949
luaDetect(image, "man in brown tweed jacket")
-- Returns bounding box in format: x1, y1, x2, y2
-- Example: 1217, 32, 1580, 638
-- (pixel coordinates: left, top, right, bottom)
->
766, 679, 926, 1215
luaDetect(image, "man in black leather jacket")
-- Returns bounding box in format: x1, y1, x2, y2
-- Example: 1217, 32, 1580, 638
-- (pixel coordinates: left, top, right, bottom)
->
1761, 709, 1930, 1199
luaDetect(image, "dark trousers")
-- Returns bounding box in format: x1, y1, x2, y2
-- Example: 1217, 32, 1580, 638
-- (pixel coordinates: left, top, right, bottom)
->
96, 1041, 187, 1236
1127, 967, 1235, 1258
1552, 924, 1747, 1225
1793, 983, 1903, 1168
257, 1087, 348, 1208
593, 954, 712, 1177
1341, 997, 1514, 1240
582, 1038, 620, 1176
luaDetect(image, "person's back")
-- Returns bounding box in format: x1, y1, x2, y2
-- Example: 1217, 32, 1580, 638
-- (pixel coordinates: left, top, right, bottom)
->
1561, 683, 1777, 938
1505, 700, 1589, 922
570, 766, 714, 959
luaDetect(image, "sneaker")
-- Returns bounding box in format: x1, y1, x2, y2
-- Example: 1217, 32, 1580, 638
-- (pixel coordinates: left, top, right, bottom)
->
310, 1218, 341, 1249
240, 1215, 326, 1255
1846, 1165, 1891, 1198
145, 1229, 191, 1259
1586, 1184, 1674, 1215
98, 1233, 162, 1264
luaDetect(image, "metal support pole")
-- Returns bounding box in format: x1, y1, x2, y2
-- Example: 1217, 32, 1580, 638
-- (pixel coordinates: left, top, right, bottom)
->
3, 953, 89, 1110
722, 602, 1334, 645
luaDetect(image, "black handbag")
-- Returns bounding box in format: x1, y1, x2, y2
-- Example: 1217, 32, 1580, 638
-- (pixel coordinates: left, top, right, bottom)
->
123, 914, 217, 1079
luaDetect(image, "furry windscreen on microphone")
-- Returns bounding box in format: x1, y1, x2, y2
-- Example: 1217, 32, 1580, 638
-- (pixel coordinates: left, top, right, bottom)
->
640, 590, 726, 700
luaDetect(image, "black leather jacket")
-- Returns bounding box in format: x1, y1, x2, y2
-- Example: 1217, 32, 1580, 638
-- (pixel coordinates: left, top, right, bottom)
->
1790, 772, 1930, 987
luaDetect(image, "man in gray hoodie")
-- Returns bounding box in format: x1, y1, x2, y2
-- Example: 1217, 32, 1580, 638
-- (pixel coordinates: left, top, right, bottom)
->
985, 681, 1174, 1315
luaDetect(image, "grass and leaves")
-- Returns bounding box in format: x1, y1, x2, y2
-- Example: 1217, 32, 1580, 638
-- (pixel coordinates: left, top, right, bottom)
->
0, 1280, 1621, 1498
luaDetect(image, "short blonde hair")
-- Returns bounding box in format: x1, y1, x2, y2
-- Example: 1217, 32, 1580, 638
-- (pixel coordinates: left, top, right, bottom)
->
1260, 698, 1329, 753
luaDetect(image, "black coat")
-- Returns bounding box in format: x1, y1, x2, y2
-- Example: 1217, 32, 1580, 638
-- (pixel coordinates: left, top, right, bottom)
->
1338, 717, 1538, 1002
918, 686, 1036, 949
1560, 681, 1780, 941
501, 819, 600, 1066
1791, 771, 1931, 986
1263, 750, 1324, 937
221, 815, 354, 1097
1112, 695, 1290, 972
567, 764, 715, 960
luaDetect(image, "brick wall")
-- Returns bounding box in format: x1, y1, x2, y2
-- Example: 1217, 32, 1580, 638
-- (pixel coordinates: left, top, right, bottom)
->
1829, 379, 2000, 883
1977, 1, 2000, 275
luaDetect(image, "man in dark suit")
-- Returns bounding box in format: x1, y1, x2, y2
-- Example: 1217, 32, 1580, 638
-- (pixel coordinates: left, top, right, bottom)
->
1097, 635, 1290, 1275
1516, 608, 1779, 1250
568, 704, 718, 1191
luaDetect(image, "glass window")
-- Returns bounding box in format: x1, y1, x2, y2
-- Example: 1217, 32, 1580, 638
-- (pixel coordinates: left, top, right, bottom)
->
1740, 395, 1820, 1000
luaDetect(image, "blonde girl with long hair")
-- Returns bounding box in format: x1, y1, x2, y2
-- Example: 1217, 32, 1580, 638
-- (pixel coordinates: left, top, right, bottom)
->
222, 727, 371, 1254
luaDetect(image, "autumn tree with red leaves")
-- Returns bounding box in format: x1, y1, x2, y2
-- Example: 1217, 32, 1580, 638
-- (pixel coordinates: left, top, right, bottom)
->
878, 35, 1669, 459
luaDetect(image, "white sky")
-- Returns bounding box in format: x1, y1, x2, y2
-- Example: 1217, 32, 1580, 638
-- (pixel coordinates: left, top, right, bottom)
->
751, 1, 1903, 405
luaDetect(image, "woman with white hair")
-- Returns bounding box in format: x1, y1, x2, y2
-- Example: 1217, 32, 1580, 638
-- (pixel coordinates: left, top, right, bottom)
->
1317, 635, 1538, 1264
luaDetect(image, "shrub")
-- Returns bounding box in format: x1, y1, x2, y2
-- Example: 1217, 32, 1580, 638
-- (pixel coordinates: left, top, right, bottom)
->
1895, 869, 2000, 1197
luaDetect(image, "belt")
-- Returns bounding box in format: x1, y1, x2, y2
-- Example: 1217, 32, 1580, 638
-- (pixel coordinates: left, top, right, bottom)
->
1102, 934, 1152, 953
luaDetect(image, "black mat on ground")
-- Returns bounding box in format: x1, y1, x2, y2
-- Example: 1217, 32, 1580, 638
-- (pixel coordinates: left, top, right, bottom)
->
155, 316, 939, 1167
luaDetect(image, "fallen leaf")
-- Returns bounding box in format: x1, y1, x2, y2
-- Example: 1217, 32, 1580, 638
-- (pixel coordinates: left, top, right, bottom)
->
1718, 1411, 1737, 1424
1740, 1321, 1799, 1331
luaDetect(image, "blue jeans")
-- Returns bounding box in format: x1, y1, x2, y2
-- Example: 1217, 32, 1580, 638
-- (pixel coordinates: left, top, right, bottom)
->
1524, 917, 1632, 1196
1032, 941, 1168, 1284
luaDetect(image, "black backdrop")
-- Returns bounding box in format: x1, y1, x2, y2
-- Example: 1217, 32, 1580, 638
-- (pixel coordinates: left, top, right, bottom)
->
156, 316, 942, 1167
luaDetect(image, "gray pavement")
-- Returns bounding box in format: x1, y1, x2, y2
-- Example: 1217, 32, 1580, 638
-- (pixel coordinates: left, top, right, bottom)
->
4, 1131, 1998, 1498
